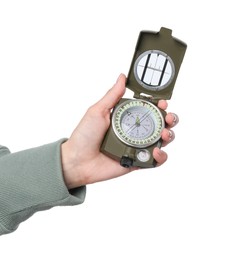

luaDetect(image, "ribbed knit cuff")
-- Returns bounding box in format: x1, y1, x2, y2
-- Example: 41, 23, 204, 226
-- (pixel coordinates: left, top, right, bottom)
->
0, 139, 86, 235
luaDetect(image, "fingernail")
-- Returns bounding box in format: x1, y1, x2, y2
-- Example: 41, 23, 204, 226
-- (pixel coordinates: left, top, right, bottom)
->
168, 130, 173, 141
172, 113, 178, 125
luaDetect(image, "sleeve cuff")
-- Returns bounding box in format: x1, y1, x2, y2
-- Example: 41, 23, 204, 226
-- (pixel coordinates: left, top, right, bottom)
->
0, 139, 86, 235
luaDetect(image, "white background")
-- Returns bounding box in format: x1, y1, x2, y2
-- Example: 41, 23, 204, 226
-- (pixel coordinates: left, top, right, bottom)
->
0, 0, 225, 259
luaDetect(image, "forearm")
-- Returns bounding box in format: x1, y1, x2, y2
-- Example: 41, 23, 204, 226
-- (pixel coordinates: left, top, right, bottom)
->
0, 139, 86, 236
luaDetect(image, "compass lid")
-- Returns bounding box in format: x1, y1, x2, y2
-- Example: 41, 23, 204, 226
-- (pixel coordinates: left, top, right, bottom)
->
126, 27, 187, 101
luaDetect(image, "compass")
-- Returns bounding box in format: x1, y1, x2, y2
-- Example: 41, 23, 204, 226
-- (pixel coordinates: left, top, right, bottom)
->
112, 99, 165, 148
101, 27, 187, 168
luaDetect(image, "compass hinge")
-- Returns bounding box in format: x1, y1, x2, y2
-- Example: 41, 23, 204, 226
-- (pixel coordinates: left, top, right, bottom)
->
133, 93, 159, 105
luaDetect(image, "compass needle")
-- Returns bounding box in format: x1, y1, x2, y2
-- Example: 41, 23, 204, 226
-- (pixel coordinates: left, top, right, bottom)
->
113, 100, 164, 147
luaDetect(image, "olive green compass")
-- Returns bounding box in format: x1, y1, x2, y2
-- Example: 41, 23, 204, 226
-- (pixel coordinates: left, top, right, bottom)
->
101, 27, 187, 168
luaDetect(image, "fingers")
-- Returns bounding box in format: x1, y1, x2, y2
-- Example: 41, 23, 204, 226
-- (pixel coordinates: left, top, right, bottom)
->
157, 99, 168, 110
165, 112, 179, 128
154, 111, 178, 164
157, 99, 179, 128
161, 128, 175, 147
161, 112, 179, 147
98, 74, 127, 111
153, 147, 168, 166
161, 112, 178, 146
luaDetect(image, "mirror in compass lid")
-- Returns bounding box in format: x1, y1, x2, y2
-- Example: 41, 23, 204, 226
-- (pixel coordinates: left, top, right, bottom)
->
134, 50, 175, 91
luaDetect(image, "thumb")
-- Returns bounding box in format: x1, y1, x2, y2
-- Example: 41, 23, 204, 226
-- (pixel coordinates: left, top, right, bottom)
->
98, 74, 126, 110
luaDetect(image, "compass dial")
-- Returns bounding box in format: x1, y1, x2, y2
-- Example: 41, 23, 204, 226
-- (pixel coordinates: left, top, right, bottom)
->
112, 99, 165, 148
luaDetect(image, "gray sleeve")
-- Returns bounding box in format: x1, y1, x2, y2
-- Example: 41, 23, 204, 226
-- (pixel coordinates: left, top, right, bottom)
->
0, 139, 86, 235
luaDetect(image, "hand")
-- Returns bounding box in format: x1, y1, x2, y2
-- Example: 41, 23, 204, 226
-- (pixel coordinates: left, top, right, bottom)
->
61, 74, 179, 189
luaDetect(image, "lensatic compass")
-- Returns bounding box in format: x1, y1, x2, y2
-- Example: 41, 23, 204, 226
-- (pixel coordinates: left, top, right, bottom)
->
101, 27, 187, 168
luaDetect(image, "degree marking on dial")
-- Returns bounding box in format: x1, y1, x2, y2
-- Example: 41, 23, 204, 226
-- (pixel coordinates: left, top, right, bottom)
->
112, 99, 164, 148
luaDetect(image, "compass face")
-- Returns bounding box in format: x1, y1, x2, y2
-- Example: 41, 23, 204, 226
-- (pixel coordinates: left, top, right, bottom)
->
134, 50, 175, 91
112, 99, 164, 148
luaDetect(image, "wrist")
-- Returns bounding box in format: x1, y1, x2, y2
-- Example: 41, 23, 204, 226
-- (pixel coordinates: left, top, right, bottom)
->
60, 140, 84, 189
